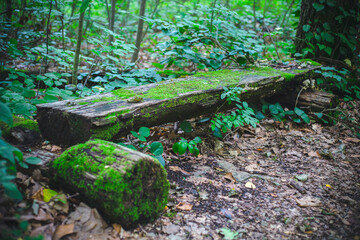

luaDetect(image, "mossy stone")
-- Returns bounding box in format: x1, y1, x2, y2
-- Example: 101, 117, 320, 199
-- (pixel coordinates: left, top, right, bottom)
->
52, 139, 169, 229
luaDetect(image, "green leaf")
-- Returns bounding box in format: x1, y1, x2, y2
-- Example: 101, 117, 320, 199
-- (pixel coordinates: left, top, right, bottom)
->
139, 127, 150, 138
324, 47, 332, 56
0, 102, 13, 127
3, 182, 22, 200
149, 142, 163, 156
220, 228, 239, 240
25, 157, 42, 165
303, 25, 311, 32
193, 136, 202, 144
312, 3, 324, 11
173, 142, 187, 155
180, 121, 192, 133
154, 155, 165, 167
43, 188, 58, 202
22, 89, 36, 98
314, 112, 323, 118
80, 0, 91, 13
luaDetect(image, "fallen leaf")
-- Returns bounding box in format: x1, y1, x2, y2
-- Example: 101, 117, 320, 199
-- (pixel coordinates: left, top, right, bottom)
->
224, 172, 236, 184
295, 174, 308, 182
245, 163, 261, 172
31, 187, 44, 201
168, 166, 191, 176
198, 191, 209, 200
245, 181, 256, 189
220, 208, 233, 219
51, 145, 62, 152
176, 202, 193, 211
326, 184, 332, 189
296, 196, 322, 207
30, 223, 55, 240
52, 223, 74, 240
163, 224, 180, 234
112, 223, 122, 234
344, 137, 360, 143
307, 151, 320, 157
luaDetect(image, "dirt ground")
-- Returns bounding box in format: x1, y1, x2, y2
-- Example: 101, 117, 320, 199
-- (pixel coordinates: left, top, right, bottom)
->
1, 101, 359, 240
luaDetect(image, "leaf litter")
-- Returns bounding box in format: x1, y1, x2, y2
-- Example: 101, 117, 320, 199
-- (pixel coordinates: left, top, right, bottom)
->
1, 101, 360, 239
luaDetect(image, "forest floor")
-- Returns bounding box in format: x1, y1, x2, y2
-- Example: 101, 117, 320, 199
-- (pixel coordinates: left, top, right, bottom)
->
1, 100, 360, 240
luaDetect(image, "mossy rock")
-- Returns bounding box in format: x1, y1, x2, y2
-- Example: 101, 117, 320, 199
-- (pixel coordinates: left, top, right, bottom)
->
52, 139, 169, 229
0, 116, 41, 144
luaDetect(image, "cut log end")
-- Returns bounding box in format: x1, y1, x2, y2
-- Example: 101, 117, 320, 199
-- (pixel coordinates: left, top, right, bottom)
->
297, 90, 338, 112
52, 140, 169, 229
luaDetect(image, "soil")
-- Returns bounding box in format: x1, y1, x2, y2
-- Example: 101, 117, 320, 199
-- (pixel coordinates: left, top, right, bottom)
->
1, 100, 359, 240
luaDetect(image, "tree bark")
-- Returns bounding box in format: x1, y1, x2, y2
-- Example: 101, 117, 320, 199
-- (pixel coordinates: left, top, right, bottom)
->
294, 0, 358, 63
37, 65, 320, 146
131, 0, 146, 63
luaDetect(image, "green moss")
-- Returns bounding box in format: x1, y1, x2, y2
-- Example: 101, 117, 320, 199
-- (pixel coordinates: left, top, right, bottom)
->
91, 97, 117, 103
298, 59, 322, 66
0, 116, 40, 137
142, 67, 300, 100
52, 139, 169, 228
91, 122, 121, 140
77, 102, 89, 105
112, 88, 136, 99
293, 69, 308, 74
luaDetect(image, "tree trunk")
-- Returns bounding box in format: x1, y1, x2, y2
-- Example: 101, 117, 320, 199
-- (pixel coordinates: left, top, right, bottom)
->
51, 139, 169, 229
109, 0, 116, 45
131, 0, 146, 63
294, 0, 358, 63
71, 2, 87, 85
37, 65, 320, 146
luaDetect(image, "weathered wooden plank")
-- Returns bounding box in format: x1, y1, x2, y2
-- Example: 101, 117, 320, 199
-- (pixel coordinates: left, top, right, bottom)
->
37, 66, 320, 146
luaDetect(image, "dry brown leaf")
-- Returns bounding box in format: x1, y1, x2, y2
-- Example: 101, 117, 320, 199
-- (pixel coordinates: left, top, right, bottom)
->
30, 223, 55, 240
176, 202, 193, 211
350, 155, 360, 158
296, 196, 322, 207
344, 137, 360, 143
21, 208, 54, 222
31, 187, 44, 201
52, 223, 75, 240
51, 145, 62, 152
168, 166, 191, 176
224, 172, 236, 184
245, 163, 261, 172
112, 223, 122, 234
308, 151, 320, 157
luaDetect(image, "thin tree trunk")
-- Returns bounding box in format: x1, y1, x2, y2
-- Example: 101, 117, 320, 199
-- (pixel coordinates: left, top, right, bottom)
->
109, 0, 116, 45
19, 0, 27, 25
280, 0, 294, 27
209, 0, 217, 33
105, 0, 110, 26
141, 0, 160, 42
45, 0, 53, 68
5, 0, 12, 23
121, 0, 131, 27
252, 0, 256, 31
131, 0, 146, 63
71, 6, 86, 85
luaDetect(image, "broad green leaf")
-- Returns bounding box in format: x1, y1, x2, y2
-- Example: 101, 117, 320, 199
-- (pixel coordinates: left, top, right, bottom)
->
220, 228, 239, 240
302, 25, 311, 32
80, 0, 91, 13
149, 142, 163, 156
193, 136, 202, 144
3, 182, 22, 200
25, 157, 42, 165
312, 3, 324, 11
0, 102, 13, 127
139, 127, 150, 138
180, 121, 192, 133
154, 155, 165, 167
173, 142, 187, 155
43, 188, 58, 202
